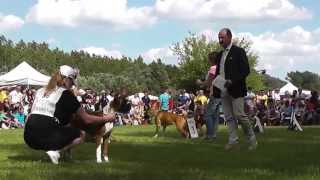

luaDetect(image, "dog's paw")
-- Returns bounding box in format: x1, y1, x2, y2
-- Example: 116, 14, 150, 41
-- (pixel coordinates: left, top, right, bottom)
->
97, 159, 103, 163
104, 156, 110, 163
153, 134, 158, 138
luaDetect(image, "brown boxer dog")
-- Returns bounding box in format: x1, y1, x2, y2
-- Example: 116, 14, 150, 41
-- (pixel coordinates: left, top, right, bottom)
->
70, 92, 128, 163
153, 111, 189, 138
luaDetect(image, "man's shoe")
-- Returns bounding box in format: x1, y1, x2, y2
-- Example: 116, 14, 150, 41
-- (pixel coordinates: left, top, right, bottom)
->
46, 150, 60, 164
224, 143, 239, 151
248, 141, 258, 151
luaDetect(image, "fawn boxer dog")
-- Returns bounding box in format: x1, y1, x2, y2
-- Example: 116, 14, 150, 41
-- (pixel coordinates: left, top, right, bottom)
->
71, 93, 129, 163
153, 111, 189, 138
150, 101, 189, 138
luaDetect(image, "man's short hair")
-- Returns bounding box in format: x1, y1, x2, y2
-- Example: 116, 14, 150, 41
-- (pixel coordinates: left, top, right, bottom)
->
221, 28, 232, 38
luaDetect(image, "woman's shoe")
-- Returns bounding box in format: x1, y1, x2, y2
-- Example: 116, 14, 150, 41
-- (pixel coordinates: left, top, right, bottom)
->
46, 150, 60, 164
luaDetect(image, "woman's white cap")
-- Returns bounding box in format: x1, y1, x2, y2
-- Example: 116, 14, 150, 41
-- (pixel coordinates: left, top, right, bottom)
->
60, 65, 76, 83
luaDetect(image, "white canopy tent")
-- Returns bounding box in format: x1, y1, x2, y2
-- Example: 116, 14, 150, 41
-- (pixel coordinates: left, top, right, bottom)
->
279, 82, 311, 95
279, 82, 298, 95
0, 61, 50, 86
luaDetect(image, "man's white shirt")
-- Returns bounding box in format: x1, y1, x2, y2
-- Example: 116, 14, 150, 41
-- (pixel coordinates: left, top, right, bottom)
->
219, 43, 232, 79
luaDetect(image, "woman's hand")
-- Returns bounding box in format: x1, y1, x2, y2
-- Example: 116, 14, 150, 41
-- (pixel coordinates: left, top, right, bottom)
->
103, 113, 116, 122
196, 79, 202, 85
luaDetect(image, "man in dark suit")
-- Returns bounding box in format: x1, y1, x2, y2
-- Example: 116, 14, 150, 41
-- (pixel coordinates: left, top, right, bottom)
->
215, 28, 257, 150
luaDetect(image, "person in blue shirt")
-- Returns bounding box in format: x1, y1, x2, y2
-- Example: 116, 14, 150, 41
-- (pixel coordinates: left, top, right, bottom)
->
12, 105, 26, 127
159, 87, 171, 112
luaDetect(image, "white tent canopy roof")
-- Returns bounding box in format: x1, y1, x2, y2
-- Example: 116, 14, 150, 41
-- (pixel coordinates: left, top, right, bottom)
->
0, 61, 50, 86
279, 82, 311, 95
279, 82, 298, 95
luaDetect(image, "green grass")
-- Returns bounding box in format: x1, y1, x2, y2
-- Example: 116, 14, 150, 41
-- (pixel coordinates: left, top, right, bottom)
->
0, 125, 320, 180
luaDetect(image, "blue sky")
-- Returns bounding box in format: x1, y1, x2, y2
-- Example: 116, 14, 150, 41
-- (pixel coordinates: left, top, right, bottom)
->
0, 0, 319, 80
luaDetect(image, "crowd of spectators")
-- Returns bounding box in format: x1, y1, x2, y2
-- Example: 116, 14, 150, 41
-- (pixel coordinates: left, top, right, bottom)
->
0, 86, 34, 129
245, 88, 320, 127
1, 85, 319, 130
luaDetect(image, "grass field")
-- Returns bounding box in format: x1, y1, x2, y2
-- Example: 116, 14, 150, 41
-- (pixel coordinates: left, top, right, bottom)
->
0, 125, 320, 180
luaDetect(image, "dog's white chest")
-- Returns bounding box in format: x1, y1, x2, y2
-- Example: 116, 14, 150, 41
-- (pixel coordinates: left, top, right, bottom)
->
104, 122, 113, 134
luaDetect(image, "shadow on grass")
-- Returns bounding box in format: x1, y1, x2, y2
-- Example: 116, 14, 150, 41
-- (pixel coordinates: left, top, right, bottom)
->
3, 140, 320, 180
1, 128, 320, 180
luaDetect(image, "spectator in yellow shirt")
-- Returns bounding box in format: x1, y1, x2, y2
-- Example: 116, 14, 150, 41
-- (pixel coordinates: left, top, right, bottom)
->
194, 90, 208, 106
0, 88, 8, 103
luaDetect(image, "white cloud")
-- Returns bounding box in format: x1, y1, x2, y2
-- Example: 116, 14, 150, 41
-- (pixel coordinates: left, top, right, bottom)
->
154, 0, 311, 21
81, 46, 178, 64
46, 37, 57, 44
25, 0, 311, 30
238, 26, 320, 78
0, 14, 24, 32
80, 46, 123, 59
198, 29, 217, 42
26, 0, 157, 30
141, 47, 178, 65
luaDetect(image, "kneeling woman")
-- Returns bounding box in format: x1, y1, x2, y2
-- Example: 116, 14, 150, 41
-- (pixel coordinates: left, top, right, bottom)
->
24, 65, 115, 164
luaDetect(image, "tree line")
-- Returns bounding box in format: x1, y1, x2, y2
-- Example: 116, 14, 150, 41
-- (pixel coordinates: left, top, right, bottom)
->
0, 34, 319, 94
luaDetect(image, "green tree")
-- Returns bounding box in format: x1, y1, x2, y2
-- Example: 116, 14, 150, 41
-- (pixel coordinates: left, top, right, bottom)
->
171, 32, 265, 92
287, 71, 320, 91
262, 74, 286, 90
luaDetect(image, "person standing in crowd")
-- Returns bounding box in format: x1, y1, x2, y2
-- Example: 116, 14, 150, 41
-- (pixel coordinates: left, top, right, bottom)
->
142, 90, 151, 124
8, 85, 24, 107
245, 87, 256, 117
194, 90, 208, 108
168, 90, 174, 112
97, 90, 109, 111
216, 28, 257, 150
297, 88, 307, 104
159, 87, 171, 112
197, 52, 220, 140
273, 88, 281, 105
177, 89, 191, 113
24, 88, 35, 114
24, 65, 115, 164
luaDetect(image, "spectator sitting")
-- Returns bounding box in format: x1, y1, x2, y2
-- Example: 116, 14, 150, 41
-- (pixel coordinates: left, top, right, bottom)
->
304, 91, 320, 124
2, 98, 11, 113
177, 89, 191, 112
0, 103, 9, 129
12, 105, 26, 127
280, 100, 293, 125
0, 104, 21, 129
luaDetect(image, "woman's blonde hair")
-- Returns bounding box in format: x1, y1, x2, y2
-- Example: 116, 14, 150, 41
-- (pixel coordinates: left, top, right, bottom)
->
45, 70, 65, 94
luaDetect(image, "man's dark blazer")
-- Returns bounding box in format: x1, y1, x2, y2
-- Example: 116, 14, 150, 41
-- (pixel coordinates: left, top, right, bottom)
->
215, 45, 250, 98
